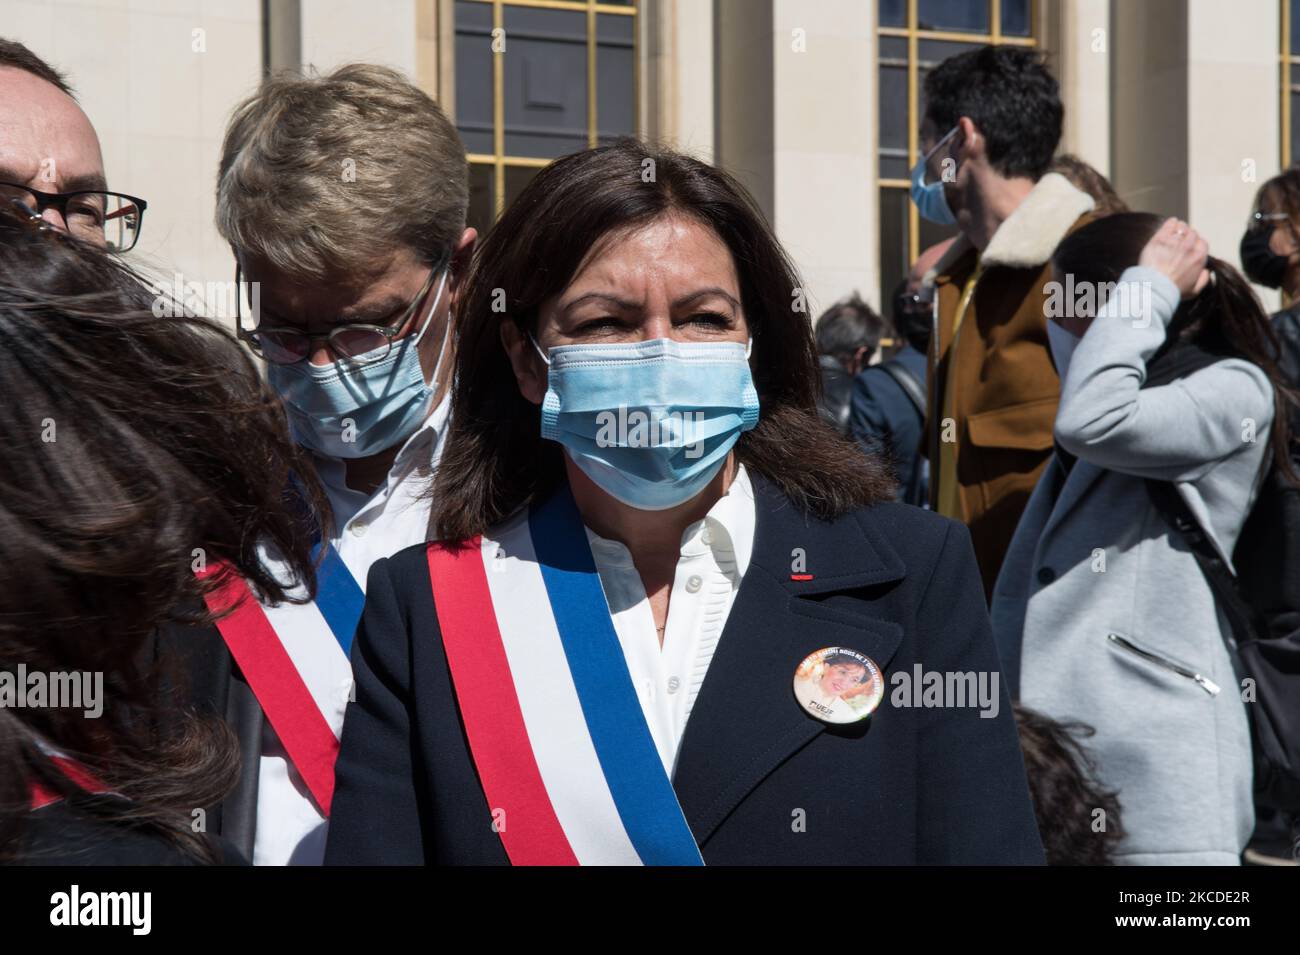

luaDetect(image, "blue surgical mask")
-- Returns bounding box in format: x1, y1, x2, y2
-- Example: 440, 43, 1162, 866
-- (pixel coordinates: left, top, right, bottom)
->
910, 126, 960, 226
268, 267, 450, 459
532, 336, 760, 511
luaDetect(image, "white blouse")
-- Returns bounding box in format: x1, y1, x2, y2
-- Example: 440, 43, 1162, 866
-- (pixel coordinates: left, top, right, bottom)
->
584, 465, 756, 778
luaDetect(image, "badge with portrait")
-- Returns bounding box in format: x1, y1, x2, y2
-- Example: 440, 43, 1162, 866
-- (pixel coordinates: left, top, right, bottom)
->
792, 647, 884, 724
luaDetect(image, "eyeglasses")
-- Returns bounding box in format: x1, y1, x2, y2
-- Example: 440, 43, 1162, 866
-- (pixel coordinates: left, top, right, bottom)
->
1249, 211, 1291, 230
235, 265, 441, 365
0, 181, 147, 252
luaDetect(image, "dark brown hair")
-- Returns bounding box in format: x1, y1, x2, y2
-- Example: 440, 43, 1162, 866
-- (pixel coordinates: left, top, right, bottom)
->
432, 138, 893, 540
0, 205, 328, 861
1049, 154, 1128, 217
0, 38, 73, 98
1051, 211, 1298, 483
1014, 704, 1124, 865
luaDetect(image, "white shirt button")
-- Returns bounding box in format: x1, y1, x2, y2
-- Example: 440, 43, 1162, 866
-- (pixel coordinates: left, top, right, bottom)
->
350, 522, 368, 537
701, 527, 713, 546
685, 575, 703, 593
667, 676, 681, 694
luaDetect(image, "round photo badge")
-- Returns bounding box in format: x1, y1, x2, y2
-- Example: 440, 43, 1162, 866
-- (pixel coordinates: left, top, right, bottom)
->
792, 647, 884, 724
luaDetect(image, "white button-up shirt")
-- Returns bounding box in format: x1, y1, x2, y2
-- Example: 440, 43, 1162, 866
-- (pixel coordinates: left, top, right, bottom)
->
584, 465, 756, 779
253, 394, 451, 866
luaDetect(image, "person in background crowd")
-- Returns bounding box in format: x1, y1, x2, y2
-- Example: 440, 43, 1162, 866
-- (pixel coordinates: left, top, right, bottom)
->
0, 39, 147, 253
993, 214, 1290, 864
161, 63, 476, 867
1238, 169, 1300, 865
813, 293, 888, 436
913, 45, 1094, 599
1048, 154, 1129, 218
0, 205, 323, 865
1014, 704, 1124, 865
1242, 168, 1300, 395
850, 238, 953, 504
325, 139, 1044, 866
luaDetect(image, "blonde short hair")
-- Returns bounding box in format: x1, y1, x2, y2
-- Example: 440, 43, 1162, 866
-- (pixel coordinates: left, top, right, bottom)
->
216, 63, 468, 281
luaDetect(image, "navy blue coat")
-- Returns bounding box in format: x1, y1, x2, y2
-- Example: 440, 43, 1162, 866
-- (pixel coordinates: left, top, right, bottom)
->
324, 476, 1044, 865
850, 345, 928, 503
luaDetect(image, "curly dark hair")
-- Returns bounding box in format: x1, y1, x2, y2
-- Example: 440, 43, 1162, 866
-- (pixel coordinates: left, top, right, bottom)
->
0, 203, 328, 862
924, 45, 1063, 181
1014, 703, 1124, 865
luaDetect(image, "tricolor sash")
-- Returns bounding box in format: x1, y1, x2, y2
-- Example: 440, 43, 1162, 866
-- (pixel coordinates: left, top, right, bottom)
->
29, 755, 114, 810
199, 538, 363, 816
427, 485, 704, 866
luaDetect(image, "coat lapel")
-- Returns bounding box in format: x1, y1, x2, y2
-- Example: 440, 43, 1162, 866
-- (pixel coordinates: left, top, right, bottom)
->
672, 477, 908, 846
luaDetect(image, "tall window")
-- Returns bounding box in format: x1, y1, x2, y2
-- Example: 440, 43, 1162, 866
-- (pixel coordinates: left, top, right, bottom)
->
1284, 0, 1300, 167
876, 0, 1037, 306
454, 0, 638, 236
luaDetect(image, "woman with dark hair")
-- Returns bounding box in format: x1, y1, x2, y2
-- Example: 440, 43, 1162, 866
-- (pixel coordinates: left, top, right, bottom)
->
325, 139, 1042, 866
992, 213, 1294, 865
0, 204, 326, 864
1241, 168, 1300, 395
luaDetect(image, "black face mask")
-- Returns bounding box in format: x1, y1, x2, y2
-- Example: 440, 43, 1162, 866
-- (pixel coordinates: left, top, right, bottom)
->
1239, 225, 1290, 289
893, 294, 933, 354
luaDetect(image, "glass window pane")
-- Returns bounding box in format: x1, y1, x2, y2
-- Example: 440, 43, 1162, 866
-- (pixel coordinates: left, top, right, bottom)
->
918, 0, 990, 34
597, 12, 636, 142
879, 186, 910, 314
879, 0, 906, 28
504, 164, 541, 215
879, 35, 907, 63
881, 152, 909, 182
502, 5, 589, 159
878, 61, 908, 174
917, 38, 984, 69
1001, 0, 1032, 37
1293, 91, 1300, 166
467, 161, 494, 238
918, 214, 960, 260
455, 0, 494, 155
1293, 0, 1300, 54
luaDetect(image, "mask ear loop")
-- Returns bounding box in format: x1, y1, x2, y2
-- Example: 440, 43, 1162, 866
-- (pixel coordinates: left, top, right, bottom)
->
527, 330, 552, 366
408, 265, 453, 391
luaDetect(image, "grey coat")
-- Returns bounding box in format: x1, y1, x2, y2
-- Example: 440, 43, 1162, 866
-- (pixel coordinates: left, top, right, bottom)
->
992, 266, 1273, 865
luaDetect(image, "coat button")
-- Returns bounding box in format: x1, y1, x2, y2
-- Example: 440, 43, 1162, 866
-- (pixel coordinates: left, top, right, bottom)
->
1036, 566, 1056, 585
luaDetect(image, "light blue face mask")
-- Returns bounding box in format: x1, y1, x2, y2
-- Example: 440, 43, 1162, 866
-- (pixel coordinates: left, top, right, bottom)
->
531, 336, 760, 511
268, 267, 450, 460
910, 126, 960, 225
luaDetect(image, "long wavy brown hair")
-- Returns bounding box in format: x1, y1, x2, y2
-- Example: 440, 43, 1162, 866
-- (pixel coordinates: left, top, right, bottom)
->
0, 205, 328, 861
432, 138, 894, 540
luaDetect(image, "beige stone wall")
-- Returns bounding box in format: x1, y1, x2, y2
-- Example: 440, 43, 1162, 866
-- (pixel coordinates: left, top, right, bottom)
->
712, 0, 875, 318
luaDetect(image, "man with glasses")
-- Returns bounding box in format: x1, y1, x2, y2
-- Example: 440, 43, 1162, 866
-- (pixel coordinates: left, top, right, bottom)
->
0, 39, 146, 252
172, 63, 475, 866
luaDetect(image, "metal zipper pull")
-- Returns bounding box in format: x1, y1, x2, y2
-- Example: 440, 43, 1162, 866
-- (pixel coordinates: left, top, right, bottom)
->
1107, 633, 1221, 696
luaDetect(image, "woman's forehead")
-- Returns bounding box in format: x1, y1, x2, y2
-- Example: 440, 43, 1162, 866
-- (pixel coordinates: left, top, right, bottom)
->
563, 215, 739, 296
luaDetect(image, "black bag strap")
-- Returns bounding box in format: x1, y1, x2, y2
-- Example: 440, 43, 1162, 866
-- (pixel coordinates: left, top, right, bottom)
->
1144, 480, 1262, 648
1140, 338, 1263, 647
878, 358, 927, 418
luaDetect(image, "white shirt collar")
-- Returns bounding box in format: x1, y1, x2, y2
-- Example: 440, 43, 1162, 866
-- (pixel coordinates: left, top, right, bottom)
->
584, 463, 756, 576
309, 391, 451, 527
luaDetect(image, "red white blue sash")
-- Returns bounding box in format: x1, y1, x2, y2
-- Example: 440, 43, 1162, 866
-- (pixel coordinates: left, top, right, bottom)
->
427, 485, 704, 866
199, 538, 363, 816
